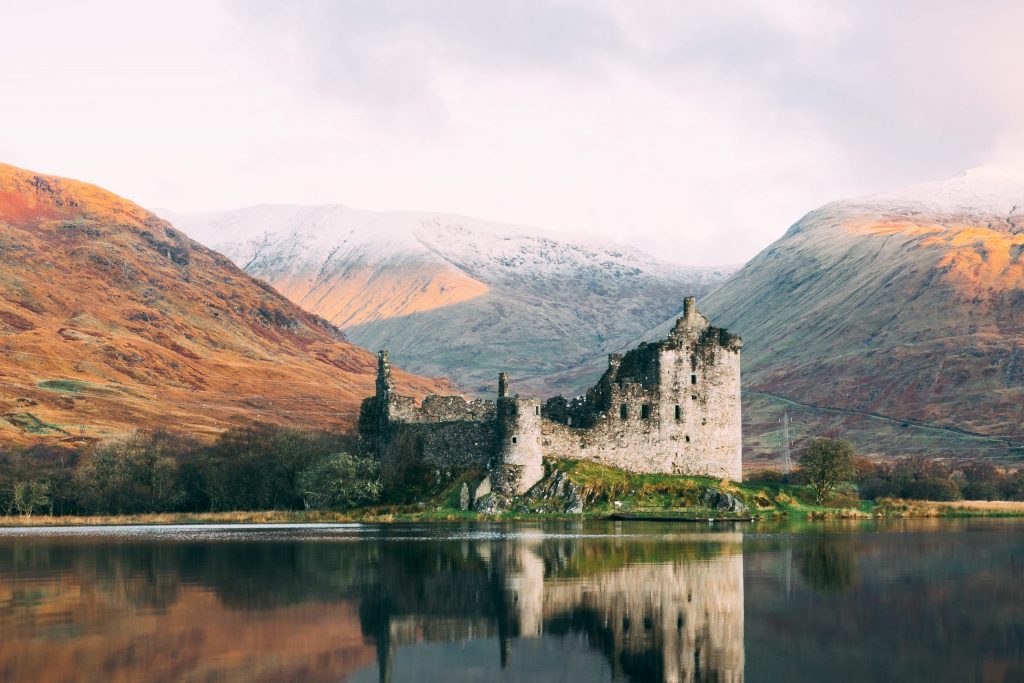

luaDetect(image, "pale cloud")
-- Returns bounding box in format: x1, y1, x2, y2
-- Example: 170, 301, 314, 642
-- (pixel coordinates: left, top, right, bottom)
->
1, 0, 1022, 265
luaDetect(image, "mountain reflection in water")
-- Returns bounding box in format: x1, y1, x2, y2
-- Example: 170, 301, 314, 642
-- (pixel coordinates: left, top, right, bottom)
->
0, 520, 1021, 683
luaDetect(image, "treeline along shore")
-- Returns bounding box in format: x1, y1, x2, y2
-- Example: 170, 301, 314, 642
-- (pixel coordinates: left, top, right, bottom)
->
1, 426, 1023, 522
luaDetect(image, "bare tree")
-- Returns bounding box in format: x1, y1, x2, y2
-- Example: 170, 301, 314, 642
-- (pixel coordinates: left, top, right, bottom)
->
800, 438, 856, 504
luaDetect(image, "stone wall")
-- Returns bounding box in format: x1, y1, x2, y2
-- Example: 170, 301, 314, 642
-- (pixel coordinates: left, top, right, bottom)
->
392, 394, 496, 423
362, 349, 497, 471
387, 420, 496, 472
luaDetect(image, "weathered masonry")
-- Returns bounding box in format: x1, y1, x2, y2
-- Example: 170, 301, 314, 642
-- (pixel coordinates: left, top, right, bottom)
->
359, 297, 742, 496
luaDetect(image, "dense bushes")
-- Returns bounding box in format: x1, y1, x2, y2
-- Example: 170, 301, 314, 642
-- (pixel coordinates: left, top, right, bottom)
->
75, 431, 191, 514
749, 452, 1023, 503
0, 425, 384, 516
298, 453, 381, 509
857, 455, 1024, 502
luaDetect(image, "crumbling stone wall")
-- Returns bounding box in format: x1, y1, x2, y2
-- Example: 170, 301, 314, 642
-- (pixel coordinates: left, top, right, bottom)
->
540, 298, 742, 480
361, 350, 497, 471
386, 420, 496, 471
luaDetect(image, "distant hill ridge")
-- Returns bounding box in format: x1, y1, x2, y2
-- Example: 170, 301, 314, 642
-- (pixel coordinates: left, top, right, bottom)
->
642, 166, 1024, 462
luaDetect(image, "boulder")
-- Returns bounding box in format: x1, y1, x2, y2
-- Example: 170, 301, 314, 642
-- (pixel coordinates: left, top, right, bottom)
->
473, 476, 491, 505
474, 492, 511, 514
701, 488, 749, 514
564, 481, 584, 514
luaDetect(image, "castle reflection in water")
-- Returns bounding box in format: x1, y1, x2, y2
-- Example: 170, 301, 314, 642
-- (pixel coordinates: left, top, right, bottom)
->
0, 523, 746, 683
359, 528, 744, 683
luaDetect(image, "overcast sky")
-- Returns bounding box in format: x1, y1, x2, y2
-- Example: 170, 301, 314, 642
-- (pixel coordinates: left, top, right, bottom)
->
2, 1, 1023, 265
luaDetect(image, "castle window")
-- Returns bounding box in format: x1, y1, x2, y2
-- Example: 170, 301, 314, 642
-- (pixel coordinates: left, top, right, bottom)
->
685, 435, 691, 443
675, 405, 681, 420
691, 374, 697, 385
619, 404, 628, 420
511, 436, 517, 444
640, 404, 651, 419
535, 405, 540, 415
691, 395, 697, 401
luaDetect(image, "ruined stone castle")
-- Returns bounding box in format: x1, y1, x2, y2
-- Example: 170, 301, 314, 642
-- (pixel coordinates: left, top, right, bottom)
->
359, 297, 742, 496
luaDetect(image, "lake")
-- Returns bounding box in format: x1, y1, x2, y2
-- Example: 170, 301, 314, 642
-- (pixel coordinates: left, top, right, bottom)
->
0, 519, 1020, 682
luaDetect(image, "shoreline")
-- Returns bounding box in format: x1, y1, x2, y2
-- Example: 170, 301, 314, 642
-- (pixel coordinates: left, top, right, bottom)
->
1, 499, 1024, 527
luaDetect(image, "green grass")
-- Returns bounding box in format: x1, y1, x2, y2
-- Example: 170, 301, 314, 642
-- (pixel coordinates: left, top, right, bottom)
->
37, 379, 93, 394
522, 458, 861, 519
2, 412, 65, 435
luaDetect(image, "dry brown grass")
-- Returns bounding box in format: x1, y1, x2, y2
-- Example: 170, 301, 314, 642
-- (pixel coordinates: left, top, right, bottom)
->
874, 497, 1024, 517
936, 500, 1024, 512
0, 510, 359, 527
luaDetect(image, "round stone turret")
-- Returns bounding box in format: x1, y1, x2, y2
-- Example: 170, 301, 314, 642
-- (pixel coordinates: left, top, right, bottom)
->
492, 375, 543, 495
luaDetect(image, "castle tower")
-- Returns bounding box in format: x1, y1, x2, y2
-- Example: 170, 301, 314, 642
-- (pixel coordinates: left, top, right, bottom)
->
492, 373, 544, 495
660, 299, 743, 480
608, 353, 623, 373
376, 349, 395, 402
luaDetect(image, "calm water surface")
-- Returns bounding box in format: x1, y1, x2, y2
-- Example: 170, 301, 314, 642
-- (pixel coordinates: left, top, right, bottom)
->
0, 519, 1020, 682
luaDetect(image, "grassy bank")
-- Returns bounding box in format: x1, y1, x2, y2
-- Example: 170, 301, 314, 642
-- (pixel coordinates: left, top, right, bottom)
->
1, 459, 1022, 526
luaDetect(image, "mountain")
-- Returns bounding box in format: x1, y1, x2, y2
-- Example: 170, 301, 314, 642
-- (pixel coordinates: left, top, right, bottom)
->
162, 205, 734, 397
644, 166, 1024, 464
0, 164, 448, 444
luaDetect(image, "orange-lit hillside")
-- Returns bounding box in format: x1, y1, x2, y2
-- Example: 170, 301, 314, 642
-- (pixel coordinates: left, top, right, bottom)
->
691, 175, 1024, 462
0, 164, 451, 445
273, 261, 489, 329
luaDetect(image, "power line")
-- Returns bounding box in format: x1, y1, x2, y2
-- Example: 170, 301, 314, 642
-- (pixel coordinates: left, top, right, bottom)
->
780, 411, 792, 474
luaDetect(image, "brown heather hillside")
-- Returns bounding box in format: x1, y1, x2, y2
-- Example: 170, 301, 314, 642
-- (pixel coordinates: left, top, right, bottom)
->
0, 163, 450, 444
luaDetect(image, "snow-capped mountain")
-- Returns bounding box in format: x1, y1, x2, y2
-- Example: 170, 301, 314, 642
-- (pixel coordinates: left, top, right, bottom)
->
642, 166, 1024, 462
161, 205, 734, 396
